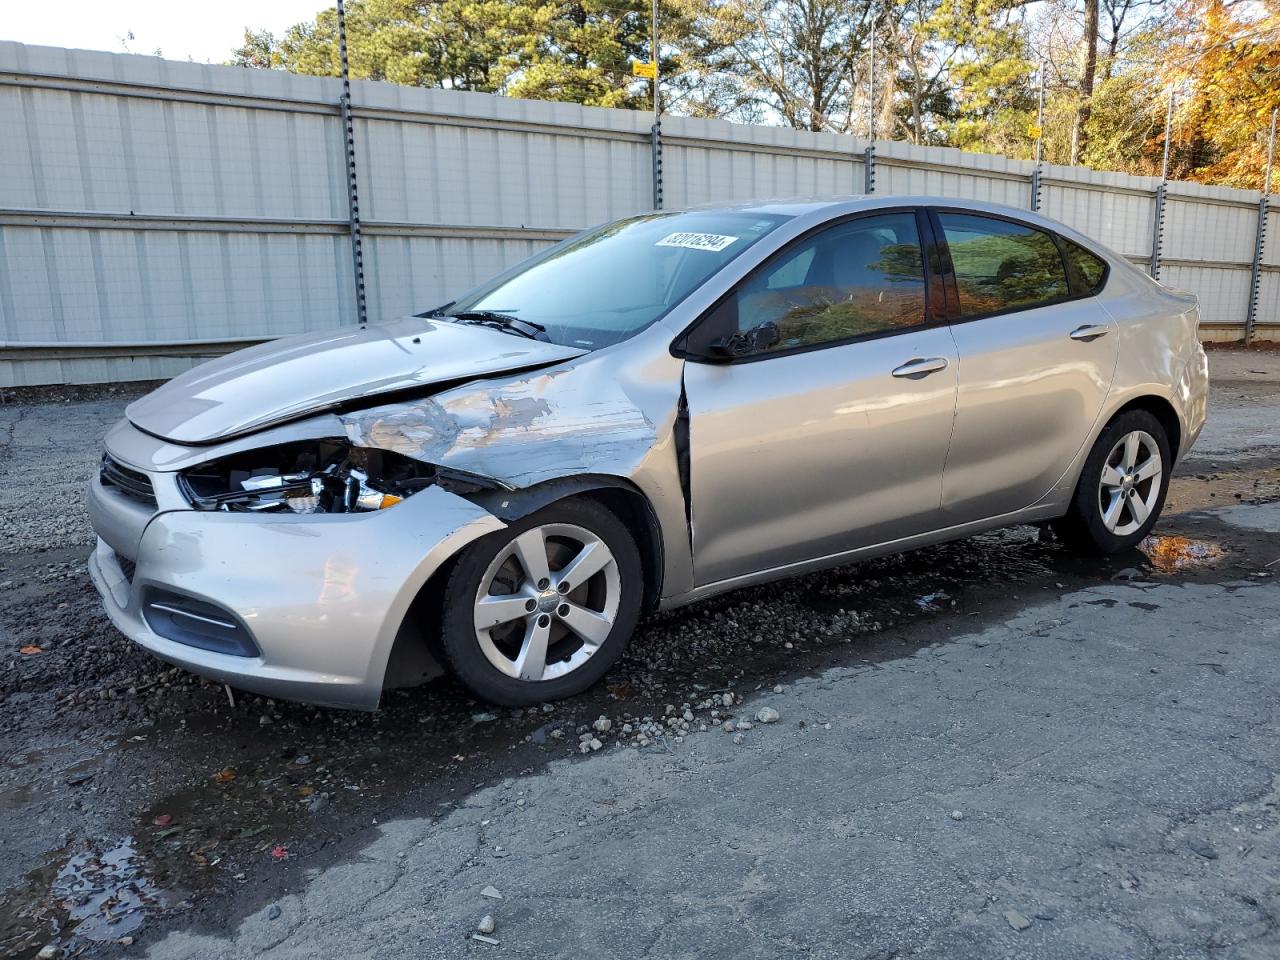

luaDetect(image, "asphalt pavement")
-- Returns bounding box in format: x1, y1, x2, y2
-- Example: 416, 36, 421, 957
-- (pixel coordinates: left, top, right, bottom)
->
1, 349, 1278, 960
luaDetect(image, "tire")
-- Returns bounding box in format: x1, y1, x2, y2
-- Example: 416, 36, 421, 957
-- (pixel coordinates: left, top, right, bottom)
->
1052, 409, 1172, 555
437, 497, 643, 706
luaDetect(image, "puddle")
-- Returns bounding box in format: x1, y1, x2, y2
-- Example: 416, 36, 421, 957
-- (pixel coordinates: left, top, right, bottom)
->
1139, 535, 1226, 574
52, 839, 167, 942
0, 838, 168, 957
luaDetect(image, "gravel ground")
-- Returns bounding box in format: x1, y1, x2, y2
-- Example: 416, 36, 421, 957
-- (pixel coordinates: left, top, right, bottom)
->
1, 351, 1278, 959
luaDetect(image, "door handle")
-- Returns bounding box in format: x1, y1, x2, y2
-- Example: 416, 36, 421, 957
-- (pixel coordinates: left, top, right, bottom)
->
891, 357, 949, 379
1069, 324, 1108, 342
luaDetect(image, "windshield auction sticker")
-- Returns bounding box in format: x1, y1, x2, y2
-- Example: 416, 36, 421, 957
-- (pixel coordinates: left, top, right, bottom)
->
656, 232, 739, 252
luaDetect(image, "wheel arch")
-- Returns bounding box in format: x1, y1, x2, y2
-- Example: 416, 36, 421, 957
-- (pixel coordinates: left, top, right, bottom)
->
1108, 394, 1182, 461
380, 474, 665, 695
466, 475, 665, 613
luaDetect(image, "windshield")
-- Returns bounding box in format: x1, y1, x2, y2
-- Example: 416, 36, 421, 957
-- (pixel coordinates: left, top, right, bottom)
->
441, 210, 790, 349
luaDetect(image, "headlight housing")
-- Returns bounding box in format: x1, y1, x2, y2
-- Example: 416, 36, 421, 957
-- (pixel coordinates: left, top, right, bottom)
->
179, 439, 485, 514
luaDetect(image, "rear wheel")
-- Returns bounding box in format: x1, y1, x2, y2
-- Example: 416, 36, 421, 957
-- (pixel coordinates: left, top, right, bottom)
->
438, 498, 643, 706
1053, 409, 1171, 554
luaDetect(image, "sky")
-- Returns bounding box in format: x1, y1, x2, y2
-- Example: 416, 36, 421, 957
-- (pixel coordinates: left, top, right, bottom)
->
1, 0, 324, 64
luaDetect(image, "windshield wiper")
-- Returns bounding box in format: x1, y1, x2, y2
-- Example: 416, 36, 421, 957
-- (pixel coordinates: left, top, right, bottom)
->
415, 300, 455, 318
447, 310, 547, 341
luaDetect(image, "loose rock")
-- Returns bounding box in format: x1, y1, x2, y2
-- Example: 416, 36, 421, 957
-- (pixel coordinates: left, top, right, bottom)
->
756, 707, 780, 724
477, 915, 495, 934
1004, 910, 1032, 931
950, 810, 964, 821
1188, 839, 1219, 860
481, 885, 503, 900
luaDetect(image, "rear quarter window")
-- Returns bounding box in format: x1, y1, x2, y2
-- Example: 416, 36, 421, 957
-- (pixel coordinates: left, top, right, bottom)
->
1061, 238, 1108, 294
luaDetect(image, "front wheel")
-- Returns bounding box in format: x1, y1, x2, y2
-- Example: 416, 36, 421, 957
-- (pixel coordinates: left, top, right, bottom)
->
1052, 409, 1171, 555
438, 497, 643, 706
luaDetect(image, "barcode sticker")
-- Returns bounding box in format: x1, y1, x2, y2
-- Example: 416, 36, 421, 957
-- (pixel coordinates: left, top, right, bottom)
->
656, 232, 739, 252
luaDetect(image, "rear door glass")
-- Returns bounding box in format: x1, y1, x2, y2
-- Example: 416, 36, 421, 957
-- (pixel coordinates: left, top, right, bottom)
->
937, 213, 1070, 316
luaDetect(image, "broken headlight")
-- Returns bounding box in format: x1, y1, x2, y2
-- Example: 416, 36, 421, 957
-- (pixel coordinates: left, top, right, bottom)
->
179, 440, 444, 515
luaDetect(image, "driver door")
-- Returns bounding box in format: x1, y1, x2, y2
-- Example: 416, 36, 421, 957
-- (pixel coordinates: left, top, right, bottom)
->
679, 210, 960, 587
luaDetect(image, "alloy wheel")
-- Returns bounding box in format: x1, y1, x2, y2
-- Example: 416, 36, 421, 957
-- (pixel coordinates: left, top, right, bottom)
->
472, 523, 620, 682
1097, 429, 1163, 536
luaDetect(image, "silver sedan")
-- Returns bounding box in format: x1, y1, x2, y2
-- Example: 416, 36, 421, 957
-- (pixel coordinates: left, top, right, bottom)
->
87, 197, 1209, 709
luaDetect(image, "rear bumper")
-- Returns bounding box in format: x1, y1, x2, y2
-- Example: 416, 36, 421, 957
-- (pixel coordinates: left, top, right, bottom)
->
87, 478, 504, 710
1175, 344, 1210, 463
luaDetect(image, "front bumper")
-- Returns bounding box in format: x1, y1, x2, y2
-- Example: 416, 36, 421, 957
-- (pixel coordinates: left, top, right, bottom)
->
87, 475, 504, 709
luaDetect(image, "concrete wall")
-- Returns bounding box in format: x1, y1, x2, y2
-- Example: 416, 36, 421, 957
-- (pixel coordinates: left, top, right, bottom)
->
1, 41, 1275, 386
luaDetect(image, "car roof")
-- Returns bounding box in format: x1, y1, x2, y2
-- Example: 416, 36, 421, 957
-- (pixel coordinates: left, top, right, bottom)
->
680, 194, 1124, 266
684, 195, 1035, 220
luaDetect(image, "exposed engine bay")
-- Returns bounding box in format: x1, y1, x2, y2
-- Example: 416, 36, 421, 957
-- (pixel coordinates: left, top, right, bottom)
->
178, 439, 490, 514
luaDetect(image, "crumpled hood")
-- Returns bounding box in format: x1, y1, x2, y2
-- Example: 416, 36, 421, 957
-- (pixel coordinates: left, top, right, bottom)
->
126, 317, 587, 444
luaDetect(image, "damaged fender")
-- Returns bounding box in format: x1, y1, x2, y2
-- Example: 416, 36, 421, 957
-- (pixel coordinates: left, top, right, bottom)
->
340, 332, 694, 601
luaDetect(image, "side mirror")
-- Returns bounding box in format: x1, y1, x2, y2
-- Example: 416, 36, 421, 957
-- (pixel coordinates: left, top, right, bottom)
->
705, 321, 780, 360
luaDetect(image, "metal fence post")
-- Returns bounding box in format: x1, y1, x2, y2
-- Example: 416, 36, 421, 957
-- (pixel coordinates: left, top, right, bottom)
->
648, 0, 663, 210
650, 121, 664, 210
1246, 109, 1277, 344
864, 12, 876, 194
336, 0, 368, 327
1149, 89, 1174, 280
1149, 183, 1166, 280
1030, 61, 1044, 211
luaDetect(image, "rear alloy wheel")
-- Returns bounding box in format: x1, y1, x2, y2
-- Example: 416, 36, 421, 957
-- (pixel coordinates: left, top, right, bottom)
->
1097, 430, 1163, 537
439, 498, 642, 705
1053, 409, 1171, 555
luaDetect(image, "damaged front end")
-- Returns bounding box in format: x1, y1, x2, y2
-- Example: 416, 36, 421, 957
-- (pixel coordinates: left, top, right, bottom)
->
178, 440, 500, 515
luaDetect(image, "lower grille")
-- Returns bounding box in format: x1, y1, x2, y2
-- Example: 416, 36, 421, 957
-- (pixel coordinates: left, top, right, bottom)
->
117, 557, 137, 583
100, 455, 156, 507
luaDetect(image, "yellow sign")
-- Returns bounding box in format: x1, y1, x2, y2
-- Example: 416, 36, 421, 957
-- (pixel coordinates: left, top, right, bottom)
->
632, 61, 657, 80
1027, 123, 1043, 140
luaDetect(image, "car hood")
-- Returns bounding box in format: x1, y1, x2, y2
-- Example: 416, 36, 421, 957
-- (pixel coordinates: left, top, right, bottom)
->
126, 317, 588, 444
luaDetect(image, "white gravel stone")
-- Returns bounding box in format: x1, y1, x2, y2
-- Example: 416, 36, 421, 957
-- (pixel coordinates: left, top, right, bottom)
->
593, 716, 612, 733
950, 810, 964, 821
756, 707, 781, 724
1005, 909, 1032, 931
480, 886, 503, 900
477, 915, 496, 934
721, 693, 734, 708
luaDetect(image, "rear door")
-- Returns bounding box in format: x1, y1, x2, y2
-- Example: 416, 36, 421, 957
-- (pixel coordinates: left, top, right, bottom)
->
679, 210, 960, 586
932, 210, 1119, 524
